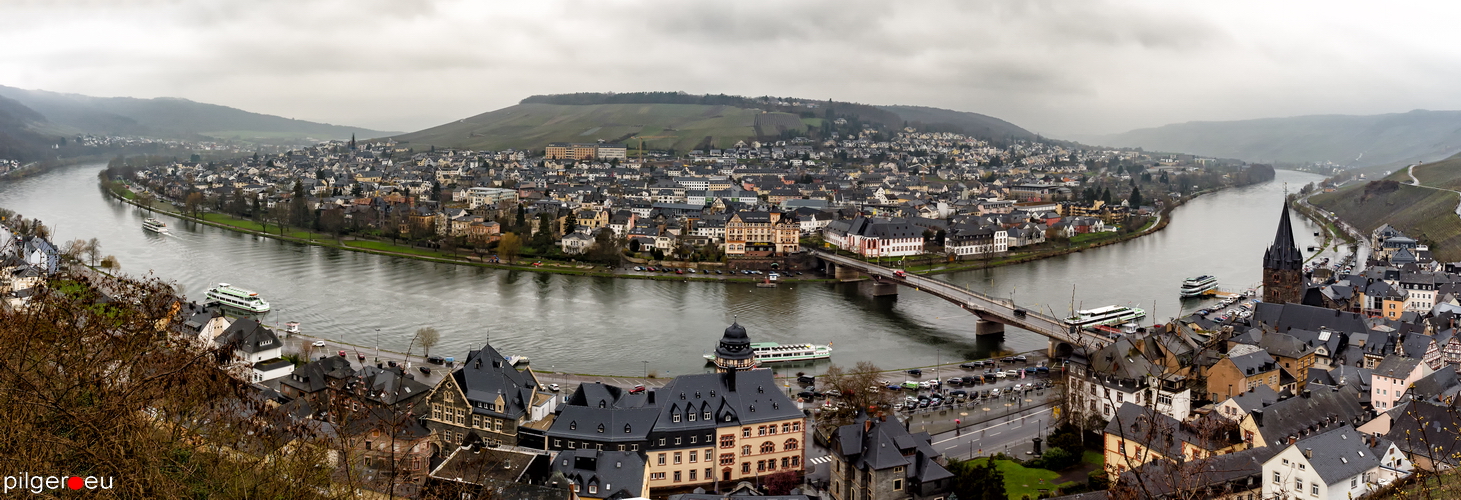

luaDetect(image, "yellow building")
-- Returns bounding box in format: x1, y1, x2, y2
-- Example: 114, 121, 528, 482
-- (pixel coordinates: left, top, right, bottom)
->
545, 323, 807, 492
725, 211, 800, 256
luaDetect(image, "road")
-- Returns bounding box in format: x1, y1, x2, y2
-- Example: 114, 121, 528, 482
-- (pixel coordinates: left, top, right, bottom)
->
1402, 163, 1461, 216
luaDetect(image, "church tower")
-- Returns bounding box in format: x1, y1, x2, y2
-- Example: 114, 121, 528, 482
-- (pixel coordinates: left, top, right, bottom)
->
1262, 200, 1304, 304
712, 322, 758, 373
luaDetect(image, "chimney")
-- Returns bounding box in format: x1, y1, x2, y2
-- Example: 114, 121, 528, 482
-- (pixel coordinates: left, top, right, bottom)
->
1288, 435, 1298, 445
1302, 390, 1311, 399
1253, 409, 1264, 427
1303, 448, 1313, 459
865, 419, 874, 433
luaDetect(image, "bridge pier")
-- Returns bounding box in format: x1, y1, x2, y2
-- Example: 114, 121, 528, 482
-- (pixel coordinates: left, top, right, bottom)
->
1048, 338, 1075, 359
858, 280, 898, 297
975, 320, 1005, 336
834, 264, 865, 282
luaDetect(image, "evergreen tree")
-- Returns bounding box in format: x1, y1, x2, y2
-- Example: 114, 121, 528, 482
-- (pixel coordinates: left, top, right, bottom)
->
1101, 188, 1112, 204
1129, 186, 1143, 207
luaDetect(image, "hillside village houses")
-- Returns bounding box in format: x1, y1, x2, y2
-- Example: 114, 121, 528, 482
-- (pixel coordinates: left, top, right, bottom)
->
1073, 210, 1461, 498
124, 129, 1232, 271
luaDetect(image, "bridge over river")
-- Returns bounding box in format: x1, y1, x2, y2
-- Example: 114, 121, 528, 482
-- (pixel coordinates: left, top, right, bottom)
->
808, 249, 1116, 356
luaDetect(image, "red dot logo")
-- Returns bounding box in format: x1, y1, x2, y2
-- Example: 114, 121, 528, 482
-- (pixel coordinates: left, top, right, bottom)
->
67, 477, 84, 490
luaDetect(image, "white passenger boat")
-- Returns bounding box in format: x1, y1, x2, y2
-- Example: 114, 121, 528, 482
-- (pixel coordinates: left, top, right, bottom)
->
206, 283, 271, 313
1179, 275, 1219, 298
142, 217, 169, 234
1064, 305, 1146, 328
702, 342, 832, 363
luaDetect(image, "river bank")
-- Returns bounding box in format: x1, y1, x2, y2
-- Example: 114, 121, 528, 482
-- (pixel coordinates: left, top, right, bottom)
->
102, 175, 1269, 282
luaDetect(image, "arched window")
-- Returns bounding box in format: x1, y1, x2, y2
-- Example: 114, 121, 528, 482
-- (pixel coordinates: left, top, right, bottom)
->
760, 441, 775, 453
784, 438, 799, 451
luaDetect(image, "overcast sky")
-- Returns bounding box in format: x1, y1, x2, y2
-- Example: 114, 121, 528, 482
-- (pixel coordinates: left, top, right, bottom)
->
4, 0, 1460, 137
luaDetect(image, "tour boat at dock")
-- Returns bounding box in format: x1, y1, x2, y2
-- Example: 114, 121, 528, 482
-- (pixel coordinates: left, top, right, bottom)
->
1064, 305, 1146, 328
205, 283, 271, 314
1179, 275, 1219, 298
702, 342, 832, 363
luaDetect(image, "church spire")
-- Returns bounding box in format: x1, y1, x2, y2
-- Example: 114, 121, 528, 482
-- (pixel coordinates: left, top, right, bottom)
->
1263, 200, 1302, 272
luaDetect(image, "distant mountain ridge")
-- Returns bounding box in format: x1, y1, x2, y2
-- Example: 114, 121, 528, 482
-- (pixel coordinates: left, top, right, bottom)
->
1087, 110, 1461, 168
390, 92, 1037, 152
0, 85, 395, 144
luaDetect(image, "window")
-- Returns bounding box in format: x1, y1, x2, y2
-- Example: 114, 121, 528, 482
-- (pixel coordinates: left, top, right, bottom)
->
1311, 484, 1319, 496
768, 425, 777, 435
782, 457, 789, 468
690, 469, 697, 481
759, 426, 767, 436
690, 451, 698, 463
761, 442, 776, 453
1296, 479, 1303, 491
791, 456, 799, 467
554, 439, 561, 447
721, 453, 735, 465
1273, 472, 1281, 484
743, 427, 751, 437
1299, 464, 1306, 470
758, 460, 766, 472
658, 453, 666, 466
674, 471, 681, 482
658, 438, 666, 446
894, 479, 903, 491
706, 448, 713, 461
675, 437, 682, 445
721, 435, 735, 448
768, 459, 776, 471
473, 415, 481, 428
703, 411, 711, 420
650, 472, 666, 480
1352, 478, 1358, 488
673, 413, 681, 423
784, 438, 799, 451
742, 445, 751, 456
742, 462, 750, 474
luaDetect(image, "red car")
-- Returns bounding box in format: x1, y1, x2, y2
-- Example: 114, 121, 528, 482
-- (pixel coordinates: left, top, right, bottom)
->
630, 384, 647, 394
338, 350, 347, 357
893, 270, 907, 277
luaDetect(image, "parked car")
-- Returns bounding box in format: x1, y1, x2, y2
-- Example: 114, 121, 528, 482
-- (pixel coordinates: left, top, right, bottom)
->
887, 384, 903, 391
1036, 366, 1051, 374
907, 369, 922, 376
312, 340, 326, 347
902, 381, 920, 390
428, 355, 445, 364
419, 366, 432, 375
824, 389, 842, 397
548, 383, 560, 392
959, 362, 979, 369
630, 384, 647, 394
357, 354, 366, 361
994, 370, 1007, 378
1025, 367, 1038, 374
1014, 355, 1028, 363
338, 350, 346, 357
946, 377, 962, 386
797, 391, 815, 399
989, 388, 1001, 397
387, 360, 397, 368
962, 376, 978, 385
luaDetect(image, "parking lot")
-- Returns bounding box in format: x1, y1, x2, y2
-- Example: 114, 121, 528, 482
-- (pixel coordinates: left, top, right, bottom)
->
795, 352, 1060, 414
623, 265, 814, 279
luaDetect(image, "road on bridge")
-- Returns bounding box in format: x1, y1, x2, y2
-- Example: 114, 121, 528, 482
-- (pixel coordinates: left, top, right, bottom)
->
808, 249, 1113, 352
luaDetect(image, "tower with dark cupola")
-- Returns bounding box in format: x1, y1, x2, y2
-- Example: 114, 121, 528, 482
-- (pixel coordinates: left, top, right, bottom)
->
712, 321, 759, 373
1262, 200, 1305, 304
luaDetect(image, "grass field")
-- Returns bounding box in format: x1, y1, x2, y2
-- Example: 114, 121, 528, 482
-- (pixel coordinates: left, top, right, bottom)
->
966, 458, 1063, 500
392, 103, 768, 152
1409, 153, 1461, 191
342, 240, 450, 258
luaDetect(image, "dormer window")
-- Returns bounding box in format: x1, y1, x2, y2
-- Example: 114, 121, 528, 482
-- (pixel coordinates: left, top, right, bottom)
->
570, 421, 577, 430
597, 424, 605, 433
625, 424, 632, 433
689, 412, 696, 422
703, 411, 711, 420
672, 413, 681, 423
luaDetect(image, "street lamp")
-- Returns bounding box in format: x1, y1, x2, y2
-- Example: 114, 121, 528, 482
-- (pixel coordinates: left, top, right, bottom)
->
643, 360, 649, 378
375, 328, 380, 363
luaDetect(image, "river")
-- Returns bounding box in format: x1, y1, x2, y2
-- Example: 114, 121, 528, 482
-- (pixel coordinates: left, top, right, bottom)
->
0, 164, 1329, 376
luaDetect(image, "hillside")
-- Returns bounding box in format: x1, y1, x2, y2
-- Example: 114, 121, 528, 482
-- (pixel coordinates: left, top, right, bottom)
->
0, 94, 53, 162
0, 85, 394, 143
390, 92, 1036, 152
1309, 153, 1461, 261
1087, 110, 1461, 168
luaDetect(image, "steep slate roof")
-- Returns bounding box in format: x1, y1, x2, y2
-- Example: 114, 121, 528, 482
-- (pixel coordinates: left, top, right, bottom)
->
1283, 425, 1392, 486
833, 414, 953, 485
1404, 368, 1461, 404
1373, 355, 1424, 381
1262, 200, 1303, 271
551, 449, 645, 500
214, 318, 280, 355
1250, 385, 1364, 448
551, 405, 658, 443
655, 369, 803, 427
280, 355, 355, 394
1253, 302, 1369, 334
1119, 445, 1279, 499
454, 342, 539, 420
1225, 384, 1281, 415
1385, 401, 1461, 468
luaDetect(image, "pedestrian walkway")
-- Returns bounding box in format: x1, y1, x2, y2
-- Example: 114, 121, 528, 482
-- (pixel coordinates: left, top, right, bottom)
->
808, 455, 833, 466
